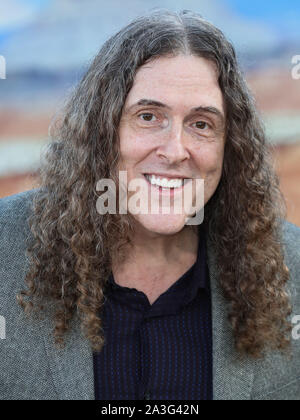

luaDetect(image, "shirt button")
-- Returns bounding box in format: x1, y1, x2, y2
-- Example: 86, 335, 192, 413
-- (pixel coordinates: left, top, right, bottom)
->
144, 391, 151, 400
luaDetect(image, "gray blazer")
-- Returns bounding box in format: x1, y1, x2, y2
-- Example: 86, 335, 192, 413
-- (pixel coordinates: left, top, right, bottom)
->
0, 189, 299, 400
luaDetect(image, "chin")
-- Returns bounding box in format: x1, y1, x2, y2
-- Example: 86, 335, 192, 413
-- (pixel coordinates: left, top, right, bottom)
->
133, 213, 187, 236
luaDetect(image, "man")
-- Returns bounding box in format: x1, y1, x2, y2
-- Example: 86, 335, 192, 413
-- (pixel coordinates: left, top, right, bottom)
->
0, 10, 299, 400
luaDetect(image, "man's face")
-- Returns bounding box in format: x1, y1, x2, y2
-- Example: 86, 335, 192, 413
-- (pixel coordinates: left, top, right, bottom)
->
117, 54, 226, 236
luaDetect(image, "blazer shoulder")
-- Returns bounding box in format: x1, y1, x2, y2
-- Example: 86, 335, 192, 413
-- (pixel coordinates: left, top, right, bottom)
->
0, 189, 39, 297
281, 220, 300, 273
282, 219, 300, 245
0, 188, 39, 224
0, 188, 41, 243
281, 220, 300, 325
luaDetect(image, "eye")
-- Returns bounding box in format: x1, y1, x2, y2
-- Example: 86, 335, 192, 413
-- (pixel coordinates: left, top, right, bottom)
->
138, 113, 157, 122
193, 121, 209, 130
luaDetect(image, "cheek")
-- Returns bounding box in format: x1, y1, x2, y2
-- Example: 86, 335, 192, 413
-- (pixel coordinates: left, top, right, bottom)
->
119, 127, 149, 166
194, 145, 224, 176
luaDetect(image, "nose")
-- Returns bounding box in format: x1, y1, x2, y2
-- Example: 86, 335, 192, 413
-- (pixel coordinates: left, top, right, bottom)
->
156, 121, 190, 164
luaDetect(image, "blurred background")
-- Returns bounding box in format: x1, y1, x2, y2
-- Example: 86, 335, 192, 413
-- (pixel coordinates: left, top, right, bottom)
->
0, 0, 299, 226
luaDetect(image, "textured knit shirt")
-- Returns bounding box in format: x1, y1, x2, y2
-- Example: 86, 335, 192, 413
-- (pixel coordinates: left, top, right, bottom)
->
93, 225, 213, 400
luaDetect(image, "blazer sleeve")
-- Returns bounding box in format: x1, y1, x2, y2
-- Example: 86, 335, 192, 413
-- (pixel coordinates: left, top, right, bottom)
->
251, 220, 300, 400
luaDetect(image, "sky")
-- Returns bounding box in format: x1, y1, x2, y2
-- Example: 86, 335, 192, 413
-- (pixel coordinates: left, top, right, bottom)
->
0, 0, 48, 29
226, 0, 300, 40
1, 0, 300, 34
0, 0, 300, 71
1, 0, 300, 41
227, 0, 300, 19
0, 0, 49, 44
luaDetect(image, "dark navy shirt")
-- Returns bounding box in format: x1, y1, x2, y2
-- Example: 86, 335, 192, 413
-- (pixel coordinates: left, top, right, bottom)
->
93, 225, 213, 400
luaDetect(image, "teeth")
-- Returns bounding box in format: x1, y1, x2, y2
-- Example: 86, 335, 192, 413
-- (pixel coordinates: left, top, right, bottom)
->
145, 174, 184, 188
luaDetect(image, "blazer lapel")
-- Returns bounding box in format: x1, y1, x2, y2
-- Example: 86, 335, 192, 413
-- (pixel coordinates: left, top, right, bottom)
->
42, 313, 95, 400
206, 231, 254, 400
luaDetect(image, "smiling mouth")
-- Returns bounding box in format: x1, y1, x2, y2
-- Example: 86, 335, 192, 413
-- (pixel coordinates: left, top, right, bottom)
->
143, 174, 192, 190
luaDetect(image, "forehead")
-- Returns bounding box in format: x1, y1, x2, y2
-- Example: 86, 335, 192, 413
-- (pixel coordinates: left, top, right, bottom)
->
124, 54, 224, 112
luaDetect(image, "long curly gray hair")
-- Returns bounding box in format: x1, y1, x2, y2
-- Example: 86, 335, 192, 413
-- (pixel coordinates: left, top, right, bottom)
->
18, 9, 292, 359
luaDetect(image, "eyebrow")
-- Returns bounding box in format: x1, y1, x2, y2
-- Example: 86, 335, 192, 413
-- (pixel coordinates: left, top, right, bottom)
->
125, 99, 225, 125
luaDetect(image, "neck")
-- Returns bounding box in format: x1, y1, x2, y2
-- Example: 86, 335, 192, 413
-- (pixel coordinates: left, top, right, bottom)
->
128, 225, 198, 263
111, 225, 199, 303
